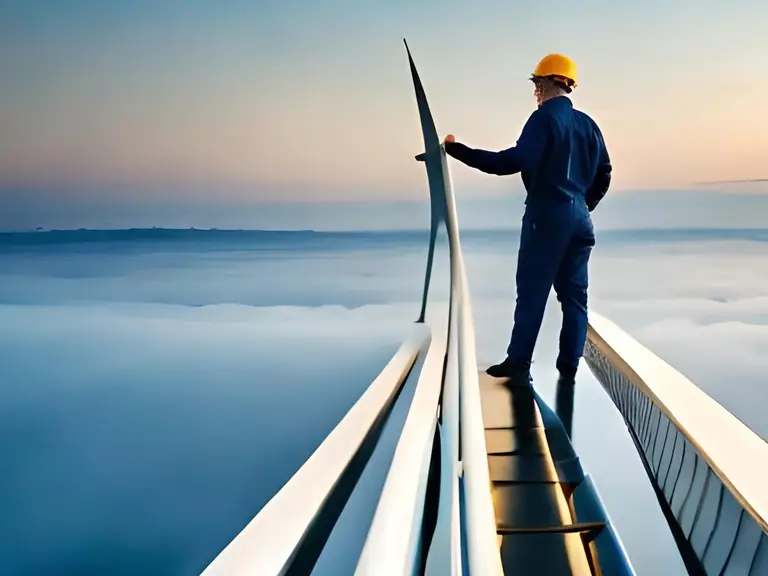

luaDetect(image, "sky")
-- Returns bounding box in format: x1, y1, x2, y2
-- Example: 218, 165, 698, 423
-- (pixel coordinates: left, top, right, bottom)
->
1, 0, 768, 228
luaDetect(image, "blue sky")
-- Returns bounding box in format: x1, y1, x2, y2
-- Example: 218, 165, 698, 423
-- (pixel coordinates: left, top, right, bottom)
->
1, 0, 767, 228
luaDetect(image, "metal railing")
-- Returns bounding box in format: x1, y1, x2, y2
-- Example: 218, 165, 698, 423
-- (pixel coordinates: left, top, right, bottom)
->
585, 312, 768, 575
355, 324, 446, 574
403, 38, 502, 576
201, 324, 430, 575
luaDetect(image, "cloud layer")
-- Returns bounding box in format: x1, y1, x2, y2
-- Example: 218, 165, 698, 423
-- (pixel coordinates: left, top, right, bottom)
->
2, 229, 767, 574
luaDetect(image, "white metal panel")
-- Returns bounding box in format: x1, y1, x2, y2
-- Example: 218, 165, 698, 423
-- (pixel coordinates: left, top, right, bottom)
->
201, 324, 430, 576
589, 311, 768, 533
355, 326, 446, 575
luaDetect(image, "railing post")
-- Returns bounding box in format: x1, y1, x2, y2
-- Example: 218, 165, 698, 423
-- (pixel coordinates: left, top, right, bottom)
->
405, 40, 503, 575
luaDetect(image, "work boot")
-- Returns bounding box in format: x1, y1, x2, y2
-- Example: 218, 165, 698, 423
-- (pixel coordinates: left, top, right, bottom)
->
485, 358, 532, 387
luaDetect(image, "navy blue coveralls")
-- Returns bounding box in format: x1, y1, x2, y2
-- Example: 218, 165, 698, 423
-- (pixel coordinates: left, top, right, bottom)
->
445, 95, 611, 378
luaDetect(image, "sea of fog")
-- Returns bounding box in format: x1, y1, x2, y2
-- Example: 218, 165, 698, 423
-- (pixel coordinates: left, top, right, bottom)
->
2, 227, 768, 575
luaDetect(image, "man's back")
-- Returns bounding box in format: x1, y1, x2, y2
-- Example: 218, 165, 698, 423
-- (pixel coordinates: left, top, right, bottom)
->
521, 96, 610, 212
445, 95, 612, 215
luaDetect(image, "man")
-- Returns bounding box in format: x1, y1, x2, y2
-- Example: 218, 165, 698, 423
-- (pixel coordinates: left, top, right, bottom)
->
443, 53, 612, 386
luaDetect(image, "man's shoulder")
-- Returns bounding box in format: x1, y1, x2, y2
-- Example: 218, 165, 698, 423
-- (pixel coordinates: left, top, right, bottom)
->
520, 106, 554, 134
573, 107, 598, 125
573, 108, 605, 136
526, 103, 561, 128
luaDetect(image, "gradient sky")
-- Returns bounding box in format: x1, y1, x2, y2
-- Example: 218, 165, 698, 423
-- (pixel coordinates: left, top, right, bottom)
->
1, 0, 767, 227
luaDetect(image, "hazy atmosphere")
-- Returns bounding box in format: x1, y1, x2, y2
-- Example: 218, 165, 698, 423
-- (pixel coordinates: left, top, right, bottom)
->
2, 1, 767, 229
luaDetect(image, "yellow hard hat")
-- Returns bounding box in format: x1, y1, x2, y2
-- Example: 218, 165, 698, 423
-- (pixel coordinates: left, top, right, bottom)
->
532, 53, 578, 88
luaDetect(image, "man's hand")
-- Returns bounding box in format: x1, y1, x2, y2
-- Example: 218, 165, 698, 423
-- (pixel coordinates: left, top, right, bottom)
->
416, 134, 456, 162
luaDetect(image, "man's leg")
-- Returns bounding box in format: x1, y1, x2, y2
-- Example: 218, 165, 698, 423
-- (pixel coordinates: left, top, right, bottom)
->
552, 217, 595, 379
487, 213, 569, 380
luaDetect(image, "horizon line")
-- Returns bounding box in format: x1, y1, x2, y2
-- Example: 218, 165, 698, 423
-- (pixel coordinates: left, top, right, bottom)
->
3, 225, 768, 235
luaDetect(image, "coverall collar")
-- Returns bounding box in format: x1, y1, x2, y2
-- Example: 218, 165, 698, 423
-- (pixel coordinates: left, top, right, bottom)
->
539, 94, 572, 109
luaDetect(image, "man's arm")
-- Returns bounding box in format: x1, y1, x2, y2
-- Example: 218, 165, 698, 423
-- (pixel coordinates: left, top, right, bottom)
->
443, 110, 550, 176
585, 127, 612, 212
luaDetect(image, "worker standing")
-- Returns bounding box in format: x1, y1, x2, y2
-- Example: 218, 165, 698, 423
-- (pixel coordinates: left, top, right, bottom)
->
443, 53, 612, 386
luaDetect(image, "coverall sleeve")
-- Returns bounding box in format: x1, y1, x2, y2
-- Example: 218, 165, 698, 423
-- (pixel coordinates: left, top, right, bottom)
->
444, 110, 549, 176
585, 126, 612, 212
